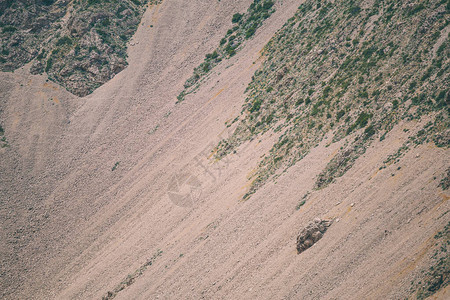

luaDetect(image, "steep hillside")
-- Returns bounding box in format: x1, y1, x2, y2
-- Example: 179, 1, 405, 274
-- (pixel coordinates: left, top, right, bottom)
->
0, 0, 449, 299
216, 0, 449, 199
0, 0, 155, 96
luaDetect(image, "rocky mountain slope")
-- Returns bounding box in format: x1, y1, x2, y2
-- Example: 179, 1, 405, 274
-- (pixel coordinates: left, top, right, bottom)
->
0, 0, 155, 96
0, 0, 449, 299
215, 0, 449, 199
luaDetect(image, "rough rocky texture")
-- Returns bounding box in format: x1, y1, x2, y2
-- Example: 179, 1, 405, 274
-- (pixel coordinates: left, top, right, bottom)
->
215, 0, 449, 198
0, 0, 449, 299
410, 222, 450, 298
0, 0, 155, 96
296, 218, 332, 254
0, 0, 70, 71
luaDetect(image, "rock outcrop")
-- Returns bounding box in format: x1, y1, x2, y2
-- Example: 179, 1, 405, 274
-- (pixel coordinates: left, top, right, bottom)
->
296, 218, 332, 254
0, 0, 153, 96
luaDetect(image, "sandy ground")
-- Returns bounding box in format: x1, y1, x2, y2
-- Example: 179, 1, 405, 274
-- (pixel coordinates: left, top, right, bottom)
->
0, 0, 449, 299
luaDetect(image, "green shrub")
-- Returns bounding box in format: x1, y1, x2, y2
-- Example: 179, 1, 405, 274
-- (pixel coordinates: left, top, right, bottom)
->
263, 1, 274, 10
232, 13, 243, 23
355, 112, 372, 127
358, 90, 369, 98
246, 26, 257, 39
295, 200, 306, 210
364, 124, 375, 139
55, 36, 72, 47
42, 0, 55, 5
36, 50, 46, 60
392, 100, 399, 109
295, 98, 304, 106
406, 3, 425, 16
206, 51, 218, 59
100, 18, 111, 26
45, 57, 53, 73
250, 99, 262, 112
202, 62, 210, 72
323, 86, 332, 98
112, 161, 120, 171
2, 25, 17, 33
336, 110, 345, 121
348, 5, 361, 16
88, 0, 101, 6
347, 112, 372, 134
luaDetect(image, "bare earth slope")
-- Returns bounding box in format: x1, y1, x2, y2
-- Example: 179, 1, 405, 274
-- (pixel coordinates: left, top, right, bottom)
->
0, 0, 448, 299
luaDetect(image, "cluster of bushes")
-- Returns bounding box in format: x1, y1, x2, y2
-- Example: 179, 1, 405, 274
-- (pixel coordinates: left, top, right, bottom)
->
215, 0, 449, 197
177, 0, 277, 102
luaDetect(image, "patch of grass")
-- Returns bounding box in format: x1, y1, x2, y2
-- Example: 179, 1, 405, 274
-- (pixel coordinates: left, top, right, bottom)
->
295, 200, 306, 210
112, 161, 120, 171
176, 0, 277, 102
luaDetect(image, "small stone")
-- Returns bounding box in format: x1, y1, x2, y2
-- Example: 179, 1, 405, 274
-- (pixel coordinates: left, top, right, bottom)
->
312, 231, 323, 242
350, 203, 355, 207
304, 239, 313, 248
335, 218, 340, 223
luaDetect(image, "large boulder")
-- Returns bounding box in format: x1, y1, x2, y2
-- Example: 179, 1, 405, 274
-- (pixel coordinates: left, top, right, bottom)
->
296, 218, 332, 254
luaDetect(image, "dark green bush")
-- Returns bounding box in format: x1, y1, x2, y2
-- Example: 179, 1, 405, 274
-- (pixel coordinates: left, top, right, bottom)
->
56, 36, 72, 46
364, 124, 375, 139
323, 86, 332, 98
263, 1, 274, 10
202, 62, 210, 72
2, 26, 17, 33
348, 5, 361, 16
232, 13, 243, 23
246, 25, 257, 39
45, 57, 53, 73
336, 109, 345, 121
41, 0, 55, 5
250, 99, 262, 112
88, 0, 101, 6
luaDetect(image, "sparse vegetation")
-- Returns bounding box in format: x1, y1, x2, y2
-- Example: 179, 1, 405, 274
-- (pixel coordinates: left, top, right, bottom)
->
214, 0, 449, 197
410, 222, 450, 299
102, 249, 163, 300
112, 161, 120, 171
295, 200, 306, 210
0, 124, 9, 148
176, 0, 277, 102
439, 168, 450, 190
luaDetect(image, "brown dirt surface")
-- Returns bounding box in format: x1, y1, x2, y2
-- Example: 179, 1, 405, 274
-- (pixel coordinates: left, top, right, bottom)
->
0, 0, 449, 299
